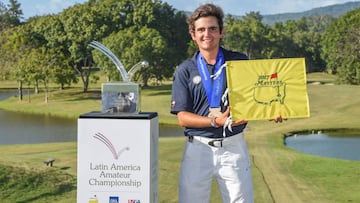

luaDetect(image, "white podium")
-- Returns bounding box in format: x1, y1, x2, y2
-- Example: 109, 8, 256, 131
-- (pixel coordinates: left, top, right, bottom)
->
77, 112, 158, 203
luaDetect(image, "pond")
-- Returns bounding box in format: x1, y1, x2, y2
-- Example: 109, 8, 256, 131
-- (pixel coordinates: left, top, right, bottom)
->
0, 110, 184, 146
285, 132, 360, 161
0, 108, 184, 145
0, 109, 77, 145
0, 89, 184, 145
0, 89, 17, 101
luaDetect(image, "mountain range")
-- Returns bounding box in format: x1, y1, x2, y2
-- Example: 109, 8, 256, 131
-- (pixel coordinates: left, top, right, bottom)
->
261, 1, 360, 24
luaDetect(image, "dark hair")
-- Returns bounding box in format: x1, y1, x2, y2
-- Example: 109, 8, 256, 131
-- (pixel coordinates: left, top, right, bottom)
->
186, 3, 224, 33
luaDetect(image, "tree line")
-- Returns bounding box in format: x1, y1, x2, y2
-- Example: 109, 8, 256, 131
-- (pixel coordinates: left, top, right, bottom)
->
0, 0, 359, 101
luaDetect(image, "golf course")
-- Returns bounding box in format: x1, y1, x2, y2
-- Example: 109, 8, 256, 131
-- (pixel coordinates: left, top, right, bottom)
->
0, 72, 359, 203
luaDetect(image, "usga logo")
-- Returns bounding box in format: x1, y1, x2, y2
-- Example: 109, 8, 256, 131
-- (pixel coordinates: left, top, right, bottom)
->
109, 196, 119, 203
128, 200, 140, 203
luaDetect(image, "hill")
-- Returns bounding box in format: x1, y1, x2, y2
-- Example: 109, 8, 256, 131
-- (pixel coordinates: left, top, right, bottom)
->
262, 1, 360, 24
182, 1, 360, 25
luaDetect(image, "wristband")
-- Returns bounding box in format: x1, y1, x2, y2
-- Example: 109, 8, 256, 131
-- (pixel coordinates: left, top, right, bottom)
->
210, 116, 219, 128
214, 117, 220, 127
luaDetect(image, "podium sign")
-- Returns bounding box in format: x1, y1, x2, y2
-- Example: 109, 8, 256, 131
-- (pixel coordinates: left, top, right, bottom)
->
77, 112, 158, 203
226, 58, 310, 120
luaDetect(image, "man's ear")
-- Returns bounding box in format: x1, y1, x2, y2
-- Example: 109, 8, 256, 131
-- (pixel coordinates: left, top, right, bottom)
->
190, 31, 196, 40
220, 28, 225, 38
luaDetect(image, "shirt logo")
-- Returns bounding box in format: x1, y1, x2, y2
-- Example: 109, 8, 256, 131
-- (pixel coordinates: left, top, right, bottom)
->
193, 75, 201, 84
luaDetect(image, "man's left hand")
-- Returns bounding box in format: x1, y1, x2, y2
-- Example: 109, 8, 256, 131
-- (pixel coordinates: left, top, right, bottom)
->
270, 116, 287, 123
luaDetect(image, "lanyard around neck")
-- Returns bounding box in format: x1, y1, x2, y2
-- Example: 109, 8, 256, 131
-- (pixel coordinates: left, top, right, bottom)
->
197, 50, 225, 108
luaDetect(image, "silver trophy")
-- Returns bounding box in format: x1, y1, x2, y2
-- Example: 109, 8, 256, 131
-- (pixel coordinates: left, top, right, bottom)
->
89, 41, 149, 113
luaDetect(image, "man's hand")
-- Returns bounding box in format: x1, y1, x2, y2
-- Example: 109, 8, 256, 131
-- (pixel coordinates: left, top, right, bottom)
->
216, 107, 247, 127
269, 116, 287, 123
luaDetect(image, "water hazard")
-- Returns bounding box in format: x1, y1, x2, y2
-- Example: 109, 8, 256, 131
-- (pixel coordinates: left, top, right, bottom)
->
0, 89, 184, 145
0, 110, 77, 145
285, 132, 360, 161
0, 109, 184, 145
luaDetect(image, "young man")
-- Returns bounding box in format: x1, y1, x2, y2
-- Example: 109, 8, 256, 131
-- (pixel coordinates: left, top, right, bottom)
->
170, 3, 254, 203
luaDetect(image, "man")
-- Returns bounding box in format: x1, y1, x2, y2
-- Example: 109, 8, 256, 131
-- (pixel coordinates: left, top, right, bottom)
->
170, 3, 254, 203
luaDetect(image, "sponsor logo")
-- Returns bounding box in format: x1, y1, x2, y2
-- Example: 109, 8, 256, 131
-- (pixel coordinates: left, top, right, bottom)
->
128, 200, 141, 203
93, 132, 130, 160
109, 196, 119, 203
88, 194, 98, 203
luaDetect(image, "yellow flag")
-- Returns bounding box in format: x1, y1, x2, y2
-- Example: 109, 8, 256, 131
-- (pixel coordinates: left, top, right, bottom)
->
226, 58, 310, 121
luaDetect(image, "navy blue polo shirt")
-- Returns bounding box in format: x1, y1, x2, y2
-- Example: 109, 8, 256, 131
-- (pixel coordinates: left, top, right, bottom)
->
171, 47, 248, 138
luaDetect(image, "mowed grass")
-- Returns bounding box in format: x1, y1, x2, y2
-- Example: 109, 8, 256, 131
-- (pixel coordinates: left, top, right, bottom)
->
0, 142, 77, 203
245, 83, 360, 203
0, 73, 360, 202
0, 87, 101, 119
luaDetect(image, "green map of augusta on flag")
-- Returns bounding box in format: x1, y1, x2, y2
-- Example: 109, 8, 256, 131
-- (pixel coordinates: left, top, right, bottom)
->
226, 58, 310, 121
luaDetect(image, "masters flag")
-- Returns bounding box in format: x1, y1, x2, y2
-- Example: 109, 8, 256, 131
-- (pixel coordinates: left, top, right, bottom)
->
226, 58, 310, 121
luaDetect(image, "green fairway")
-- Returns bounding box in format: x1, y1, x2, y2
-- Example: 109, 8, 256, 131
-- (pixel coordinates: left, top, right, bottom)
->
0, 73, 359, 202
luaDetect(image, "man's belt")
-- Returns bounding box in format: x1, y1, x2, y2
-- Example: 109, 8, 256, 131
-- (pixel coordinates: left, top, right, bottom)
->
188, 133, 242, 148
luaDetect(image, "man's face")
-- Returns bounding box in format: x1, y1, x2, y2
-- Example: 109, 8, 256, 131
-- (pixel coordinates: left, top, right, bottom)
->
191, 16, 224, 52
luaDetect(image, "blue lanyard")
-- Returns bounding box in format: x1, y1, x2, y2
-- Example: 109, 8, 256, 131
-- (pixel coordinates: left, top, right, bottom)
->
197, 50, 225, 108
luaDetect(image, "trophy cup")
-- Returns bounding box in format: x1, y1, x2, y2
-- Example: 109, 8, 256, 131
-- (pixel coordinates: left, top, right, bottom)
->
89, 41, 149, 114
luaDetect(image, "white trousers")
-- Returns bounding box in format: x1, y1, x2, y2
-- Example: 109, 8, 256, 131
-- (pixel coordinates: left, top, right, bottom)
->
179, 133, 254, 203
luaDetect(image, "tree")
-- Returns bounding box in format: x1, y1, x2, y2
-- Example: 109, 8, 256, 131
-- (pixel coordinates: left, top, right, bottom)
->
321, 8, 360, 84
6, 0, 22, 24
94, 26, 167, 86
286, 16, 333, 72
0, 1, 7, 31
300, 16, 334, 72
0, 0, 22, 31
224, 12, 271, 59
224, 15, 244, 52
1, 15, 74, 102
266, 22, 298, 58
30, 14, 77, 90
60, 3, 106, 92
150, 2, 189, 77
60, 0, 161, 91
1, 25, 31, 100
1, 0, 190, 90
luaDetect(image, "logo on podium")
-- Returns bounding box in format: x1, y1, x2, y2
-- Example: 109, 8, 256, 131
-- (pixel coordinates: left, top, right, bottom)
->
93, 132, 129, 160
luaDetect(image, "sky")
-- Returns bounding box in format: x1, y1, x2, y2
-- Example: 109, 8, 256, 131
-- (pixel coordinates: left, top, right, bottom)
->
13, 0, 355, 20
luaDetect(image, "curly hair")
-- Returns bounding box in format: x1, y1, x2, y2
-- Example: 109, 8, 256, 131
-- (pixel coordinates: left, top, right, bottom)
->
186, 3, 224, 34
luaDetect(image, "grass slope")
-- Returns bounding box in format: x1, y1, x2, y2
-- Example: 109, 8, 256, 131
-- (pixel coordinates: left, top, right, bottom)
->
0, 143, 77, 203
